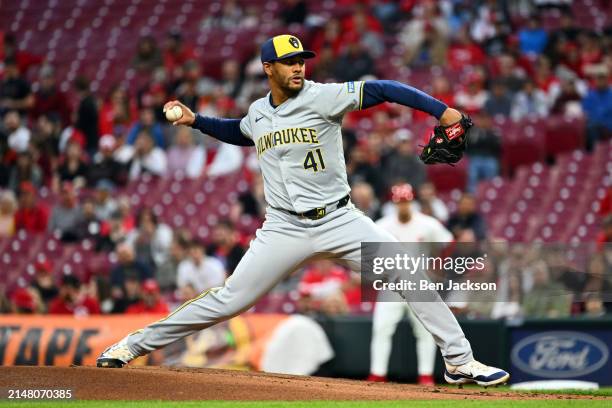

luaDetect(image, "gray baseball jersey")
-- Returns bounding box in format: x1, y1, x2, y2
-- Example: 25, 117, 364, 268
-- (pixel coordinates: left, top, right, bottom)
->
115, 79, 474, 369
239, 80, 363, 212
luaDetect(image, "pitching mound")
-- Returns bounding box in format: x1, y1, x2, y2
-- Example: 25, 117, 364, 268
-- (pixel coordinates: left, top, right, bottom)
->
0, 366, 596, 401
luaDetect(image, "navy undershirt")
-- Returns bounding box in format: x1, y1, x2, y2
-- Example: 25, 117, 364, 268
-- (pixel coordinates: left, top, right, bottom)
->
190, 80, 447, 146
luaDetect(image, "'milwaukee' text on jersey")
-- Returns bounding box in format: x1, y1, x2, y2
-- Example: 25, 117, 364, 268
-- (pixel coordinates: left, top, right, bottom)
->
256, 127, 319, 157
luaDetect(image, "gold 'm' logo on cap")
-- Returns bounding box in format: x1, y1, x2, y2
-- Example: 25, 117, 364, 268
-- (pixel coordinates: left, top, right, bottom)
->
272, 34, 303, 58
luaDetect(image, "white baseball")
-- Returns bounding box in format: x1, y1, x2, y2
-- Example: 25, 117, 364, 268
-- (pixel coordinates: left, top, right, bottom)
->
165, 105, 183, 122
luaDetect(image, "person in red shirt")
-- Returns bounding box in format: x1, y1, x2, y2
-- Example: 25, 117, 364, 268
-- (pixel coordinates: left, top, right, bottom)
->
14, 181, 48, 233
30, 66, 71, 126
125, 279, 169, 314
48, 275, 100, 316
162, 31, 196, 80
447, 28, 486, 72
1, 33, 44, 75
298, 260, 361, 315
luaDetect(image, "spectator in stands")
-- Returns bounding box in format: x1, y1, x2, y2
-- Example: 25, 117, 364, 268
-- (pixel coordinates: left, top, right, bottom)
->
545, 10, 581, 66
550, 74, 584, 116
0, 291, 9, 314
98, 85, 135, 138
9, 287, 43, 314
29, 259, 58, 308
454, 73, 488, 115
78, 196, 102, 240
298, 260, 360, 316
31, 113, 61, 177
399, 0, 449, 67
93, 180, 118, 221
1, 33, 44, 75
14, 181, 48, 233
126, 130, 168, 180
177, 239, 226, 297
350, 181, 381, 220
347, 143, 384, 197
207, 220, 245, 276
47, 183, 82, 241
110, 242, 153, 304
8, 150, 43, 193
510, 79, 549, 121
518, 15, 548, 56
96, 210, 128, 252
522, 260, 571, 318
4, 110, 31, 155
127, 207, 173, 271
311, 18, 343, 57
582, 67, 612, 151
30, 65, 70, 126
167, 127, 205, 179
494, 53, 526, 93
466, 113, 501, 192
484, 80, 513, 117
126, 107, 165, 148
491, 273, 522, 319
237, 172, 266, 220
206, 142, 244, 178
352, 9, 386, 59
54, 137, 89, 189
162, 31, 196, 79
48, 275, 100, 316
73, 76, 99, 156
583, 254, 612, 313
132, 35, 163, 74
412, 182, 449, 223
596, 214, 612, 250
88, 135, 127, 188
447, 193, 487, 241
334, 39, 375, 82
0, 58, 34, 116
583, 293, 605, 317
126, 279, 170, 314
219, 59, 244, 100
156, 233, 190, 292
280, 0, 308, 25
447, 27, 486, 72
382, 129, 426, 192
0, 189, 17, 237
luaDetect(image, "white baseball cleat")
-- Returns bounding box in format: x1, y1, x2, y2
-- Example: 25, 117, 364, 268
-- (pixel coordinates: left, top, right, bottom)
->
444, 360, 510, 387
96, 336, 136, 368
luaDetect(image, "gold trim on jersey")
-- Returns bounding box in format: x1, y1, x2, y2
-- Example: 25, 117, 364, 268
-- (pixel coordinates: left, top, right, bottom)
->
359, 81, 364, 110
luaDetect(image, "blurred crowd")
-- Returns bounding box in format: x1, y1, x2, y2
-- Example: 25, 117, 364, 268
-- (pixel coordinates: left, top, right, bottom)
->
0, 0, 611, 318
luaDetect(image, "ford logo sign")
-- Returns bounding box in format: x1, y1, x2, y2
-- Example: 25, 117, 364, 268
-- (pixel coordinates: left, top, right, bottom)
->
511, 331, 609, 378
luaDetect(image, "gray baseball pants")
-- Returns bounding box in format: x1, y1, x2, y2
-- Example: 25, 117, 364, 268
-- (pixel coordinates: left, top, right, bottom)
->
126, 204, 473, 365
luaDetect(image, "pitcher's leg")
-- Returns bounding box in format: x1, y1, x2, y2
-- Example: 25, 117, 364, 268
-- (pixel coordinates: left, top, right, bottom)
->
329, 210, 473, 365
407, 308, 437, 376
369, 301, 405, 377
98, 224, 314, 367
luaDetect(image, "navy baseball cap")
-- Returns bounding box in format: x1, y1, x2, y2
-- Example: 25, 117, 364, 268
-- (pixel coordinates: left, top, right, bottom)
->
260, 34, 316, 63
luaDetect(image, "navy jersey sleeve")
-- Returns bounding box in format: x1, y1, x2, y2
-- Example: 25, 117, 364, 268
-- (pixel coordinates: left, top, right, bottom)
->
362, 80, 448, 119
191, 114, 255, 147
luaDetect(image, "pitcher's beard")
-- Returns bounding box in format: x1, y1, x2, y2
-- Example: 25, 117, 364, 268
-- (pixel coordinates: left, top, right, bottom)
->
282, 78, 304, 97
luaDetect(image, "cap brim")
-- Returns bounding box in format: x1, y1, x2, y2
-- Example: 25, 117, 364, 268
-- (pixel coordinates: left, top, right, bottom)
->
267, 50, 316, 62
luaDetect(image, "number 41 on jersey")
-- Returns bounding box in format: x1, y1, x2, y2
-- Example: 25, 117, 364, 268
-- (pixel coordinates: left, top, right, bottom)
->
303, 148, 326, 172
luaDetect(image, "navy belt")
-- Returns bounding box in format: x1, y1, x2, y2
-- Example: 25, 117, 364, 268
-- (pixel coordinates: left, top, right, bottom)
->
281, 194, 350, 220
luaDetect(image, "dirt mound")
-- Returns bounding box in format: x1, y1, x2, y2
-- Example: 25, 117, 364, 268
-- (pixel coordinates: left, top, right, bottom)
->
0, 366, 598, 401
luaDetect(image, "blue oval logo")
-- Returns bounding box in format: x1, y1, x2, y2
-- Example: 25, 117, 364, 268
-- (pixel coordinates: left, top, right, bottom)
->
511, 331, 609, 378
